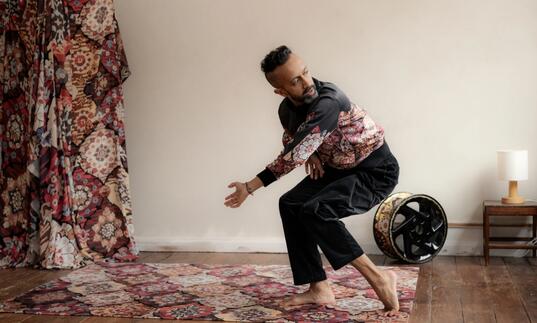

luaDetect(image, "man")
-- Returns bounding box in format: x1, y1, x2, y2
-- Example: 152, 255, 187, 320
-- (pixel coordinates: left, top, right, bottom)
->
224, 45, 400, 315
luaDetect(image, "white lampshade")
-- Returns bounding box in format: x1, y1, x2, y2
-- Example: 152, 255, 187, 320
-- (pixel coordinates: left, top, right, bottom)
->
497, 150, 528, 181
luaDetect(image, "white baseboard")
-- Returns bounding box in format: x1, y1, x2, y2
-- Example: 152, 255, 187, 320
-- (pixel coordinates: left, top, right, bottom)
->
136, 227, 533, 257
135, 237, 483, 256
136, 237, 289, 253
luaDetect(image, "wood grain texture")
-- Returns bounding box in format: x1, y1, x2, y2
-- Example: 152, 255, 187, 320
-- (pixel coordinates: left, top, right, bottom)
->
1, 252, 536, 322
431, 256, 464, 323
504, 257, 537, 323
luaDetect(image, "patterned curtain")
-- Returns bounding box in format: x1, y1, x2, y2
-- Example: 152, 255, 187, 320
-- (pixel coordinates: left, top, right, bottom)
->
0, 0, 138, 269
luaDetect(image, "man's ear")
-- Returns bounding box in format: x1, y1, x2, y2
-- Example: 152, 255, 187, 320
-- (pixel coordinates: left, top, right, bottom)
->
274, 88, 287, 98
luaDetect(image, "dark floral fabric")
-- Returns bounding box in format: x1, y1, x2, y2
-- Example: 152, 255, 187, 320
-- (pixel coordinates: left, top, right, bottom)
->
258, 78, 385, 186
0, 0, 138, 269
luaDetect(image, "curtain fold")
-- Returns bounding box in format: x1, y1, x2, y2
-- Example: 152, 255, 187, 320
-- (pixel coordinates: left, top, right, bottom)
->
0, 0, 138, 269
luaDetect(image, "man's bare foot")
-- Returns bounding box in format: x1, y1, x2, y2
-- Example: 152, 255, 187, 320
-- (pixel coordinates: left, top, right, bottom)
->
372, 270, 399, 316
282, 280, 336, 307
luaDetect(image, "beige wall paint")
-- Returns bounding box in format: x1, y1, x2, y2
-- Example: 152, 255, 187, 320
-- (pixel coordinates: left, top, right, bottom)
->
114, 0, 537, 255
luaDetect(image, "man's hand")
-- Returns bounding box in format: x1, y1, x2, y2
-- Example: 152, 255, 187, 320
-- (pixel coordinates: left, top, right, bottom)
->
305, 153, 324, 180
224, 182, 249, 208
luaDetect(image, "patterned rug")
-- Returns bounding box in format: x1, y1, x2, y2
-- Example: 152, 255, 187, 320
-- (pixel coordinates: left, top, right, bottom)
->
0, 261, 419, 322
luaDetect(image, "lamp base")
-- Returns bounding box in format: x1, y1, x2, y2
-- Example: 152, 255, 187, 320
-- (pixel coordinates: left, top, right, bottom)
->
501, 196, 525, 204
501, 180, 525, 204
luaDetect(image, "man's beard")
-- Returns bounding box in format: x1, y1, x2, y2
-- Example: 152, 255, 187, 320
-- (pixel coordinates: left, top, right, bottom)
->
293, 85, 318, 104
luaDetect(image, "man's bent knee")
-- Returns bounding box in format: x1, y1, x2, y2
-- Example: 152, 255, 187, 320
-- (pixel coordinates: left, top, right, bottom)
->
279, 194, 294, 216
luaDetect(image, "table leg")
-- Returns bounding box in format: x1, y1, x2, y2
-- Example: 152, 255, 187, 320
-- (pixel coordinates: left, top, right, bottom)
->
533, 215, 537, 258
483, 207, 490, 265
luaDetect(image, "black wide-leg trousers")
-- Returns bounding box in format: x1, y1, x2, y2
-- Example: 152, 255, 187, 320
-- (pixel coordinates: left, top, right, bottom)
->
279, 142, 399, 285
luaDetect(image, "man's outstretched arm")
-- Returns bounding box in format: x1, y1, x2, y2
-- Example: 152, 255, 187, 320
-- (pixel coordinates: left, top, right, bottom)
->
225, 97, 339, 208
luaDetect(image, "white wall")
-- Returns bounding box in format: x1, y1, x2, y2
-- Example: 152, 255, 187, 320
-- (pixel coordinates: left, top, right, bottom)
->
114, 0, 537, 257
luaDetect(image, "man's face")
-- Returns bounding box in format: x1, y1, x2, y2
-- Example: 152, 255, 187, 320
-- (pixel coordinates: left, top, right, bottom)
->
268, 53, 318, 105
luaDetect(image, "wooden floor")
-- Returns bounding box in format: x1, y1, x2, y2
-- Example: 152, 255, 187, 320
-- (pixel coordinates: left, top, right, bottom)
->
0, 252, 536, 323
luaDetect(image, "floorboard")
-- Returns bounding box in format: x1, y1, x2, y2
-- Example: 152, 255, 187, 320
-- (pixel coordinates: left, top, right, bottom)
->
1, 252, 536, 323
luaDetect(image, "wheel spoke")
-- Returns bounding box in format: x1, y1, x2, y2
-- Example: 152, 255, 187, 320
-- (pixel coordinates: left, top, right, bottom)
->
403, 231, 414, 258
399, 204, 430, 220
414, 240, 437, 254
392, 214, 418, 237
430, 217, 444, 232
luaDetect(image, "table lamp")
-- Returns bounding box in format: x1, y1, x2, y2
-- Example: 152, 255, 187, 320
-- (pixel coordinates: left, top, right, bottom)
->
497, 150, 528, 204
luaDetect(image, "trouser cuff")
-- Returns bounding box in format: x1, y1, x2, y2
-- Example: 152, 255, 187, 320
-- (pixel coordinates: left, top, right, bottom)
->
293, 272, 327, 286
330, 249, 365, 271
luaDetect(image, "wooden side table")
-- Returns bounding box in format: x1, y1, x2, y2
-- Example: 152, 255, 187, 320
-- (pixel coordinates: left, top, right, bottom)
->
483, 200, 537, 265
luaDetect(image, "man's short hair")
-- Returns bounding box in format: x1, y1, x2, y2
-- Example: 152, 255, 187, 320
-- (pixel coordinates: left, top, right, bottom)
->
260, 45, 292, 74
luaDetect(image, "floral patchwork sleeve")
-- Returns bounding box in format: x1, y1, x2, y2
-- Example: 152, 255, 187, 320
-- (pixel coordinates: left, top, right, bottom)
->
281, 130, 293, 147
257, 97, 340, 186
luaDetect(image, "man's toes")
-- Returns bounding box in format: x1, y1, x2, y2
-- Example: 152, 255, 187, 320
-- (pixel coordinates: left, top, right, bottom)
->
375, 309, 399, 317
385, 309, 399, 316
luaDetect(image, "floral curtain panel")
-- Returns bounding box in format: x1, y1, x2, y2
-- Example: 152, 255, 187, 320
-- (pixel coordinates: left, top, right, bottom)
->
0, 0, 138, 269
